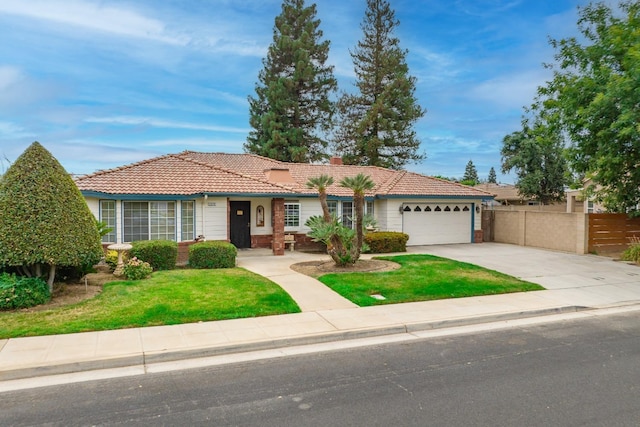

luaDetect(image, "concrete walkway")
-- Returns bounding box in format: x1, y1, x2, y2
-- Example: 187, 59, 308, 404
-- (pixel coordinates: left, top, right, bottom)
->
1, 243, 640, 386
237, 249, 357, 311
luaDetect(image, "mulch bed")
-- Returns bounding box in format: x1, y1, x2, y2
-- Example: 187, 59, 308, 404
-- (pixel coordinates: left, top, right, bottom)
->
290, 259, 400, 278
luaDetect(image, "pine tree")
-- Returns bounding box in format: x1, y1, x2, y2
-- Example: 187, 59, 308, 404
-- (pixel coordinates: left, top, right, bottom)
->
333, 0, 426, 170
488, 167, 497, 184
245, 0, 337, 163
462, 160, 479, 185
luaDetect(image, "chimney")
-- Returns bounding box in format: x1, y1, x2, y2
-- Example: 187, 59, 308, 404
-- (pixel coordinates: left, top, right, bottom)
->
329, 156, 343, 165
264, 168, 295, 183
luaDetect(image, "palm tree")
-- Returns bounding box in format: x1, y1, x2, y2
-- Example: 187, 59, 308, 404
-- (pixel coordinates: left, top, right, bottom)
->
306, 174, 346, 264
340, 173, 375, 259
306, 174, 334, 221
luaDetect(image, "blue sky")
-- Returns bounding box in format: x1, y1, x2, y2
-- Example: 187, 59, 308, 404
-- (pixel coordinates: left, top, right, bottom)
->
0, 0, 596, 181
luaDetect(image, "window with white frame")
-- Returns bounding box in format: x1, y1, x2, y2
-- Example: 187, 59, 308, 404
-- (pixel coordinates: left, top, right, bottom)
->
181, 201, 195, 241
99, 200, 116, 243
284, 202, 300, 227
327, 200, 338, 217
365, 200, 374, 215
342, 201, 353, 228
123, 201, 176, 242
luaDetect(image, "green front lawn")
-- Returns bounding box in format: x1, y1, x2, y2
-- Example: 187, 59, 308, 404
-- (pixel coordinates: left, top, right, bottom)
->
0, 268, 300, 338
318, 254, 543, 306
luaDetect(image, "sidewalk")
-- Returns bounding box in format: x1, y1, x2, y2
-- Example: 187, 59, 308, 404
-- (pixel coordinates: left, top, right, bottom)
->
1, 243, 639, 384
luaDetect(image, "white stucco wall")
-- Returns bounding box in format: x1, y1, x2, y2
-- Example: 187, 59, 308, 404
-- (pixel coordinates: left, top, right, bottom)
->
85, 197, 99, 219
376, 198, 484, 233
199, 197, 227, 241
84, 194, 485, 244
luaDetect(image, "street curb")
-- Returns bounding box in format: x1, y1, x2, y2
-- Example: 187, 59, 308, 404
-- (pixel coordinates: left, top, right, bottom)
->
0, 306, 588, 382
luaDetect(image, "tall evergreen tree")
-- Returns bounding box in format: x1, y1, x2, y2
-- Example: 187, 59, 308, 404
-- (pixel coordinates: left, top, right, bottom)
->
487, 167, 497, 184
462, 160, 479, 184
245, 0, 337, 163
333, 0, 426, 170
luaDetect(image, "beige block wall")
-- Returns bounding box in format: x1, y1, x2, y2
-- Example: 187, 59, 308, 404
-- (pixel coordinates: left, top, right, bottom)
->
493, 211, 522, 245
493, 210, 588, 254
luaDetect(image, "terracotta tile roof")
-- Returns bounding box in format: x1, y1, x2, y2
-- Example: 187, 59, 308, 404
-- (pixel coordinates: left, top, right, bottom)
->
474, 183, 524, 202
76, 151, 493, 199
75, 153, 295, 195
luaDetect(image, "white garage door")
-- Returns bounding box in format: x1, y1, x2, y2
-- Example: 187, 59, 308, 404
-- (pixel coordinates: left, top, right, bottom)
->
402, 203, 472, 245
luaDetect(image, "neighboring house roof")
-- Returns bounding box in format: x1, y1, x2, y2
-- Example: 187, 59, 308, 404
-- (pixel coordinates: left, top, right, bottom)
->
76, 151, 493, 199
474, 183, 527, 203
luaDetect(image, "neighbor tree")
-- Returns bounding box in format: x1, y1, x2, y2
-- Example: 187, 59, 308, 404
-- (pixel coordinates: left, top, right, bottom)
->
333, 0, 425, 169
0, 142, 103, 291
246, 0, 337, 163
536, 1, 640, 213
487, 167, 497, 184
461, 160, 479, 185
501, 112, 568, 205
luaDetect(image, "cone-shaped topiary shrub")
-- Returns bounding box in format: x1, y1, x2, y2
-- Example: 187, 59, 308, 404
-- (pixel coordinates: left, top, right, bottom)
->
0, 142, 103, 291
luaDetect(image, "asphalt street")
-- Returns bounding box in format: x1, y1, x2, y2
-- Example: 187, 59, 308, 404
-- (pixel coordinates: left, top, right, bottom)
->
1, 310, 639, 426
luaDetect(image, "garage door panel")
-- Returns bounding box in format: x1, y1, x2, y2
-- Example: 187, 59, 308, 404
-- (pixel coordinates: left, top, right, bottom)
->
402, 204, 472, 245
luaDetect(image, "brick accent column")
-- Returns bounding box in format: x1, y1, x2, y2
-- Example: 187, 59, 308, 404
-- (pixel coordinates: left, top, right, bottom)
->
272, 198, 285, 255
473, 229, 484, 243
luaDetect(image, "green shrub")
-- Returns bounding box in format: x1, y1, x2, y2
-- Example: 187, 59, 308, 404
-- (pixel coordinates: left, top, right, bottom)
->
0, 142, 103, 292
0, 273, 50, 310
189, 241, 237, 269
105, 249, 128, 271
130, 240, 177, 271
364, 231, 409, 253
621, 237, 640, 264
122, 257, 153, 280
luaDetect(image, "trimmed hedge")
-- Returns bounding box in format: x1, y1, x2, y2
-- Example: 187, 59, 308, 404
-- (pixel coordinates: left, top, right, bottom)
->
0, 273, 50, 310
189, 241, 237, 269
130, 240, 178, 271
364, 231, 409, 253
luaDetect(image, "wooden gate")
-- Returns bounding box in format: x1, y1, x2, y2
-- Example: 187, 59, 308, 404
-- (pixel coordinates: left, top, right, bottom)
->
481, 210, 495, 242
588, 213, 640, 253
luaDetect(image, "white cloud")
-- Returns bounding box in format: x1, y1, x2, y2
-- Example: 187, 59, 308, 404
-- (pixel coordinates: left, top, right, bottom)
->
85, 116, 250, 133
142, 138, 244, 151
0, 0, 187, 45
0, 120, 34, 138
0, 65, 22, 91
453, 0, 523, 17
468, 69, 551, 110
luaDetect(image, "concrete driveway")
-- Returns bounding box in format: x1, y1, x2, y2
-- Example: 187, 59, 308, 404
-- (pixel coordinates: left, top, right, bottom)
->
398, 243, 640, 308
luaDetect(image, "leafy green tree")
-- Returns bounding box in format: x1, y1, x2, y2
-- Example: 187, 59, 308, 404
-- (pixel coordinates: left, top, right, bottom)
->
246, 0, 337, 163
501, 113, 568, 205
0, 142, 103, 291
487, 167, 497, 184
333, 0, 425, 169
538, 1, 640, 213
462, 160, 479, 185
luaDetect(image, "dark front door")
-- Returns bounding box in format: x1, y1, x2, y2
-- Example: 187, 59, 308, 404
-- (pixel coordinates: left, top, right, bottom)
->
230, 201, 251, 248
